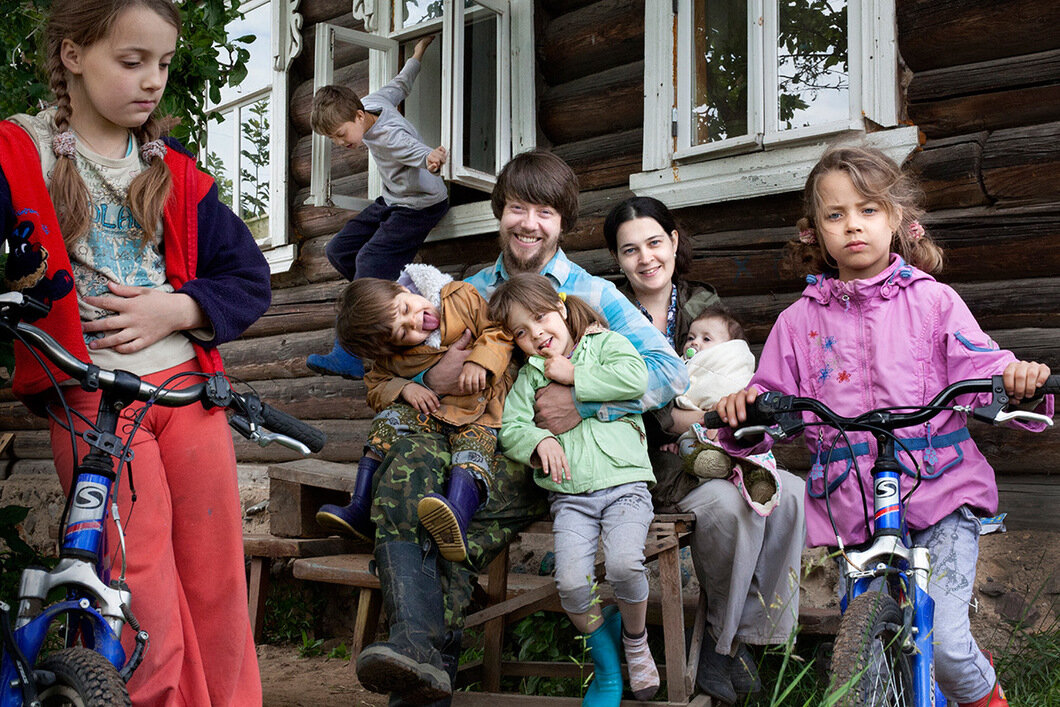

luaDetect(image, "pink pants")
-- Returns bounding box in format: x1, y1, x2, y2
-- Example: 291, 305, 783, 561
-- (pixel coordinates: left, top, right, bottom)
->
48, 360, 261, 706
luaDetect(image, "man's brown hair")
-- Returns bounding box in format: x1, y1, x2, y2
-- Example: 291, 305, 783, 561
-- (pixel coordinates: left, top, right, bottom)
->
311, 85, 365, 136
491, 150, 579, 232
335, 278, 406, 359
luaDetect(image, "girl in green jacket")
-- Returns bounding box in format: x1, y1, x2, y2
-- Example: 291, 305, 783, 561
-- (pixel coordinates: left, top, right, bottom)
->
489, 273, 659, 705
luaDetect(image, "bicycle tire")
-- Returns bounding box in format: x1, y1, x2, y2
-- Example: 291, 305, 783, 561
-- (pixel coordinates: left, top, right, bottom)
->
35, 647, 130, 707
828, 592, 915, 707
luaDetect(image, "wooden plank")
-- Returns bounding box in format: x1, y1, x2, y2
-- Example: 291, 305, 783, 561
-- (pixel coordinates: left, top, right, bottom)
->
539, 0, 644, 86
293, 553, 379, 587
219, 329, 337, 381
908, 84, 1060, 140
896, 0, 1060, 73
910, 134, 988, 210
552, 129, 643, 192
243, 533, 358, 558
482, 547, 509, 692
907, 49, 1060, 104
539, 61, 643, 145
269, 477, 352, 538
268, 458, 361, 491
997, 476, 1060, 531
248, 557, 270, 642
981, 121, 1060, 206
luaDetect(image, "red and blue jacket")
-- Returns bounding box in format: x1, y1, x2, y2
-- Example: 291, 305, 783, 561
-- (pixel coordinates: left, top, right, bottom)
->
0, 120, 271, 407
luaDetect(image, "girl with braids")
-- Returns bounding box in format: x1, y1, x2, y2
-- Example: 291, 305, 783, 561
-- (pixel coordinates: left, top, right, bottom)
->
717, 145, 1052, 707
489, 273, 660, 705
0, 1, 270, 704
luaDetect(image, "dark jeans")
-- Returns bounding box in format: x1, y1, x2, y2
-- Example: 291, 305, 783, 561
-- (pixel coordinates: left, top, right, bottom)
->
326, 196, 450, 281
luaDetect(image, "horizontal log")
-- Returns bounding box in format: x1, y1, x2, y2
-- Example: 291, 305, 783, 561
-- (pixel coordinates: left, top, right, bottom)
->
291, 132, 369, 188
12, 430, 49, 459
561, 186, 635, 251
219, 328, 336, 381
298, 0, 361, 26
0, 402, 45, 431
540, 0, 600, 16
292, 60, 369, 136
552, 129, 643, 192
670, 193, 805, 237
292, 173, 368, 237
241, 375, 373, 421
909, 134, 988, 210
242, 300, 337, 339
539, 61, 643, 145
294, 11, 369, 79
907, 49, 1060, 104
907, 84, 1060, 140
981, 121, 1060, 206
234, 418, 370, 464
896, 0, 1060, 72
539, 0, 644, 85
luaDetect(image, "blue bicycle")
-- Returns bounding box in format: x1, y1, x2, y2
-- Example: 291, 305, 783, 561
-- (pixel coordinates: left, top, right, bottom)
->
0, 291, 325, 706
703, 376, 1057, 706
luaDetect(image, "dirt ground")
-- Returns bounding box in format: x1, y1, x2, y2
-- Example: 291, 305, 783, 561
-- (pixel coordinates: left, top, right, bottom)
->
256, 527, 1060, 705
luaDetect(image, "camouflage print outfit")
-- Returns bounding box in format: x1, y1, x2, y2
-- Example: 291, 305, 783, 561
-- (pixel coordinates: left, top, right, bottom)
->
370, 432, 548, 626
366, 403, 498, 494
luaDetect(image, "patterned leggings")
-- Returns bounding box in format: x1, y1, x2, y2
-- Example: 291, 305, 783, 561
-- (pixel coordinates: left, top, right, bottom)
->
366, 402, 497, 493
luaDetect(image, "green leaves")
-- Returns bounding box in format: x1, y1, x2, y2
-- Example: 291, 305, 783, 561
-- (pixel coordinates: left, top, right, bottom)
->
0, 0, 253, 155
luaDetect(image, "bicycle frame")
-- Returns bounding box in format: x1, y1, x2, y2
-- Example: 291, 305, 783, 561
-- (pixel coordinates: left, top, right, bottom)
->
837, 431, 944, 707
1, 383, 146, 707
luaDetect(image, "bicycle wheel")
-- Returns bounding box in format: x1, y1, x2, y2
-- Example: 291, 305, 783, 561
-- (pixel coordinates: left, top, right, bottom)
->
828, 591, 915, 707
35, 647, 130, 706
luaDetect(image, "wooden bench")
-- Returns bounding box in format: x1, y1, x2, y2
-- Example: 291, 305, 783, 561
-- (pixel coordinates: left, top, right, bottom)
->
290, 513, 705, 706
243, 533, 361, 642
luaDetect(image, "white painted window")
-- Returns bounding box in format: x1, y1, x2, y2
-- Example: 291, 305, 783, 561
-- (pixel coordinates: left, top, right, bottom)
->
204, 0, 300, 272
635, 0, 918, 209
310, 0, 535, 241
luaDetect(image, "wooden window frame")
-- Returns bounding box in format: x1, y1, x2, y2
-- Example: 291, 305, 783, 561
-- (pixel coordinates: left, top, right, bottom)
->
204, 0, 300, 273
635, 0, 918, 209
309, 0, 535, 242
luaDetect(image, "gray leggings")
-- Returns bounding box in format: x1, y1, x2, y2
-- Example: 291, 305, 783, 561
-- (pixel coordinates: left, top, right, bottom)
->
549, 482, 654, 615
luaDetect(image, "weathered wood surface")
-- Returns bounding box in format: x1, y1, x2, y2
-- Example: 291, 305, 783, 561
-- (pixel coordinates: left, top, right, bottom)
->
981, 121, 1060, 206
219, 329, 337, 380
906, 49, 1060, 139
909, 134, 988, 210
896, 0, 1060, 72
292, 133, 369, 188
297, 0, 360, 26
538, 0, 643, 86
552, 129, 642, 192
291, 60, 369, 135
539, 61, 643, 145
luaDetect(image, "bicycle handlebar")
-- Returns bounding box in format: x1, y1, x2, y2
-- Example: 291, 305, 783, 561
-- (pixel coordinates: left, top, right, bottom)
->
1, 292, 326, 453
700, 375, 1060, 437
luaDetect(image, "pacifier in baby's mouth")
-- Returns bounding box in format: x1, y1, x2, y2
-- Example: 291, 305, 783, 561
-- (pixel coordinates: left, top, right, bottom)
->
685, 347, 696, 360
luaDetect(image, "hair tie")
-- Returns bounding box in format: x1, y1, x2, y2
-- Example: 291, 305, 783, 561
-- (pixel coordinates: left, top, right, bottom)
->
907, 221, 925, 240
558, 292, 567, 302
798, 228, 817, 245
139, 139, 167, 163
52, 130, 76, 158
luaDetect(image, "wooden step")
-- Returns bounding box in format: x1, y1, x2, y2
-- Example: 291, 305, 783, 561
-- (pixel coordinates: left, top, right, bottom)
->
267, 459, 358, 537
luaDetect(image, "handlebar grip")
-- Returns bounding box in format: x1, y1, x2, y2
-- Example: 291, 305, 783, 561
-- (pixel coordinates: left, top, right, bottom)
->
1037, 374, 1060, 397
701, 411, 726, 429
260, 404, 327, 453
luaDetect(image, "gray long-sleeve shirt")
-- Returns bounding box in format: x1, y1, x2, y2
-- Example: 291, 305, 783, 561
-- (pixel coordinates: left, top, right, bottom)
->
362, 58, 448, 210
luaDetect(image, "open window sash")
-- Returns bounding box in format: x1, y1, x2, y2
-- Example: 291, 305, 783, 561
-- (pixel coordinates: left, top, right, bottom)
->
440, 0, 510, 191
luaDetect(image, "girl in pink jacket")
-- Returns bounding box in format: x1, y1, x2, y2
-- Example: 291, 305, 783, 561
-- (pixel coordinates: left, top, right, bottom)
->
716, 145, 1052, 707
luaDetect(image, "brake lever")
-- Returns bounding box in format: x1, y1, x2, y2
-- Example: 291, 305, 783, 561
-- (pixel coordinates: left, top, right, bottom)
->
228, 414, 312, 454
734, 425, 787, 441
992, 409, 1054, 427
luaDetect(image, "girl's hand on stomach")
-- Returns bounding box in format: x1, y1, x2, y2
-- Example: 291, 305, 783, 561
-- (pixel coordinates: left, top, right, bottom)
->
542, 348, 574, 385
458, 361, 487, 394
715, 388, 759, 427
401, 382, 440, 414
81, 282, 205, 354
533, 437, 570, 483
1003, 360, 1052, 402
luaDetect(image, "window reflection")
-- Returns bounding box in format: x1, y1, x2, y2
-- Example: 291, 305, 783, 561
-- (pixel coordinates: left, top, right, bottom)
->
777, 0, 848, 131
692, 0, 749, 145
461, 3, 498, 175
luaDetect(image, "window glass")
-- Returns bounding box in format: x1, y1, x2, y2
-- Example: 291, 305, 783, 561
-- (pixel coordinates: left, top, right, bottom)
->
692, 0, 749, 145
239, 97, 272, 224
399, 0, 444, 27
206, 116, 237, 211
777, 0, 848, 131
213, 0, 271, 106
461, 2, 498, 175
401, 38, 443, 150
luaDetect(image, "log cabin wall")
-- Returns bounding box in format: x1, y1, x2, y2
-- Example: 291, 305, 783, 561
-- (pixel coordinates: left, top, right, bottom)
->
2, 0, 1057, 517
